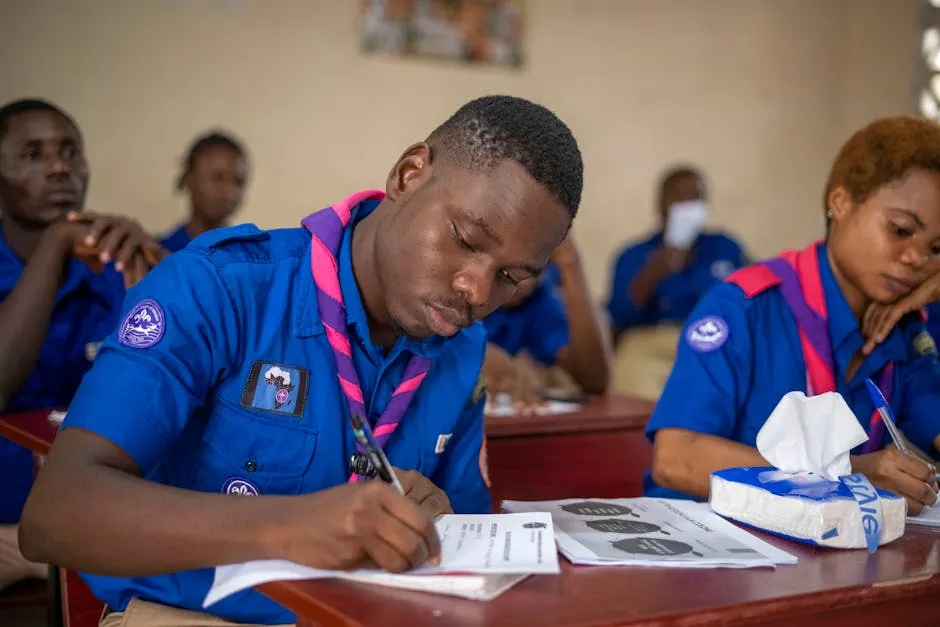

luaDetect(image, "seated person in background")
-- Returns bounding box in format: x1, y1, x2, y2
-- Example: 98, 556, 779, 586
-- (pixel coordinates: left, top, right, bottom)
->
606, 165, 748, 346
646, 116, 940, 515
483, 234, 611, 408
0, 98, 165, 590
159, 131, 249, 252
19, 95, 582, 626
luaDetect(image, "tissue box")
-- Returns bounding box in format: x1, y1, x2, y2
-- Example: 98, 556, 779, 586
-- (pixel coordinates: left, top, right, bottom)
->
710, 467, 905, 549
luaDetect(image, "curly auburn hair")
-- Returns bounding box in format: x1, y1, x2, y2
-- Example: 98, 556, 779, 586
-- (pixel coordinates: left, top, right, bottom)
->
824, 116, 940, 216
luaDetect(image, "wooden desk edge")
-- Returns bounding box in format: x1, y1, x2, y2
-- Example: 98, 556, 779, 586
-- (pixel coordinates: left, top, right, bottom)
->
257, 581, 361, 627
0, 418, 53, 456
258, 570, 940, 627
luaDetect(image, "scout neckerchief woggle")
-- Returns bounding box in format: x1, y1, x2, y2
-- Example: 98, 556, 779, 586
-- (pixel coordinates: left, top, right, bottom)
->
301, 190, 432, 482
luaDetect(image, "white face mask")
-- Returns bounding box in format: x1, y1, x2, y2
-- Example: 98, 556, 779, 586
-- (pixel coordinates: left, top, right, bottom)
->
664, 199, 709, 249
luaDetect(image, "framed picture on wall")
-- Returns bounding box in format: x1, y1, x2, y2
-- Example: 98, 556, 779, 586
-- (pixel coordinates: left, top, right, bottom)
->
360, 0, 524, 68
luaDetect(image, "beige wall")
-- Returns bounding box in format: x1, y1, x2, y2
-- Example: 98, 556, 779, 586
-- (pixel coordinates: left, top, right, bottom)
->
0, 0, 920, 297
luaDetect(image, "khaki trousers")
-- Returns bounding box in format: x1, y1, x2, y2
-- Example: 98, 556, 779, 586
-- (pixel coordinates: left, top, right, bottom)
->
99, 598, 295, 627
0, 524, 47, 591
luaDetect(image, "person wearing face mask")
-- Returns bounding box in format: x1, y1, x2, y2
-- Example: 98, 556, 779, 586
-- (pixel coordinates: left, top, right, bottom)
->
159, 131, 249, 253
605, 166, 749, 346
646, 117, 940, 516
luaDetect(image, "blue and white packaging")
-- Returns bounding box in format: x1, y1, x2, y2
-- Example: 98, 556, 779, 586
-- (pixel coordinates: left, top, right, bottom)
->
710, 467, 905, 551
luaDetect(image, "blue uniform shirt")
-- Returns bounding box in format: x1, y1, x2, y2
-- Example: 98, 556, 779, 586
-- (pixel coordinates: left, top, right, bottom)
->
606, 232, 747, 330
159, 224, 191, 253
0, 223, 125, 524
645, 244, 940, 500
483, 280, 569, 365
926, 302, 940, 343
62, 200, 491, 625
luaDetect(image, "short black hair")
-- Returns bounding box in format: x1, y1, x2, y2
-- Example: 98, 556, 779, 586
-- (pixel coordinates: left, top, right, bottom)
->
427, 95, 583, 219
0, 98, 80, 142
657, 165, 703, 196
176, 130, 247, 191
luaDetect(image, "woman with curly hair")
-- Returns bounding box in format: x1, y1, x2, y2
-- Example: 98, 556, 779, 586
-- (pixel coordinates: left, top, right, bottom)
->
645, 116, 940, 514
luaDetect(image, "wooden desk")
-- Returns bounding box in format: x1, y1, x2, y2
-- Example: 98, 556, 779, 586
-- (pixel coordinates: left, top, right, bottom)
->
260, 527, 940, 627
0, 408, 58, 456
486, 395, 655, 505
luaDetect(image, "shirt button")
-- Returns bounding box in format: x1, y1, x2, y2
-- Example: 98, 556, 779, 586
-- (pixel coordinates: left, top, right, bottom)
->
244, 460, 257, 472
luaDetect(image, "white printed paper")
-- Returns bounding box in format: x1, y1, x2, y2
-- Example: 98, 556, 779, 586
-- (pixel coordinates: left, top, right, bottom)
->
502, 498, 797, 569
485, 397, 581, 417
204, 512, 558, 607
907, 503, 940, 528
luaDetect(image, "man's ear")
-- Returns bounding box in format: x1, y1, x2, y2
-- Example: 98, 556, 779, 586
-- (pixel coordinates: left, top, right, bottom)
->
386, 143, 433, 201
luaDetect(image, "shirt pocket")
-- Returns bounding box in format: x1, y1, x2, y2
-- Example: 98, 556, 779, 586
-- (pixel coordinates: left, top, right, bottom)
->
197, 400, 318, 496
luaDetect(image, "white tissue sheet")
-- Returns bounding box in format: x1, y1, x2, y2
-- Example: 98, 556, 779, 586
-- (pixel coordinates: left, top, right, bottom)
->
710, 469, 905, 549
756, 391, 868, 481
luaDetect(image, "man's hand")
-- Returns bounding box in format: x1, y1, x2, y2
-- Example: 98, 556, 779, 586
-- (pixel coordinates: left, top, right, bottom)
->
395, 468, 452, 518
275, 481, 441, 573
862, 271, 940, 355
550, 233, 580, 269
56, 211, 169, 288
852, 448, 938, 515
483, 344, 543, 414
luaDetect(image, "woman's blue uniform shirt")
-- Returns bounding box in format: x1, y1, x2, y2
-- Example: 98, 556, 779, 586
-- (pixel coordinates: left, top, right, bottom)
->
645, 244, 940, 499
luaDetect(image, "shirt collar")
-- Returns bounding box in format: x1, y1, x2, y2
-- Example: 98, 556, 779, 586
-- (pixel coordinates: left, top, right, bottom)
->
294, 197, 450, 359
818, 242, 907, 375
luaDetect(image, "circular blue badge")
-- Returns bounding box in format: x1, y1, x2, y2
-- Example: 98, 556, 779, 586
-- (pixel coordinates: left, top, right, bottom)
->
118, 299, 166, 349
222, 477, 260, 496
685, 316, 730, 352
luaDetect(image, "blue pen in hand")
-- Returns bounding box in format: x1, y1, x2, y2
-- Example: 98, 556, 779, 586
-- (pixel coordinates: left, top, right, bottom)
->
864, 378, 907, 453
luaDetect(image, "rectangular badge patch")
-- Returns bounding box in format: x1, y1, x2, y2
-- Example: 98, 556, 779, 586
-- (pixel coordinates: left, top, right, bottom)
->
239, 361, 310, 418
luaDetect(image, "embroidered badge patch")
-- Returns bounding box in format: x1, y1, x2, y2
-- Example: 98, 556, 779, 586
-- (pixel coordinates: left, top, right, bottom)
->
913, 330, 938, 356
118, 299, 166, 349
435, 433, 453, 454
686, 316, 730, 352
222, 477, 260, 496
239, 361, 310, 417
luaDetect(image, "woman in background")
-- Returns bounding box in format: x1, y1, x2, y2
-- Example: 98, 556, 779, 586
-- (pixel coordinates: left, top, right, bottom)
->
160, 131, 249, 252
646, 117, 940, 515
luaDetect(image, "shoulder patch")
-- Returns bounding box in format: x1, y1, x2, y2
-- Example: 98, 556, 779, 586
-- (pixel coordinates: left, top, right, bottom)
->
118, 299, 166, 349
685, 316, 730, 352
913, 330, 938, 357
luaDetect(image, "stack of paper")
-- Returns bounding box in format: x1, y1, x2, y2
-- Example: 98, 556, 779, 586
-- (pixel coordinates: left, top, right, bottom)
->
907, 505, 940, 528
204, 512, 559, 607
503, 498, 797, 569
485, 398, 581, 418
